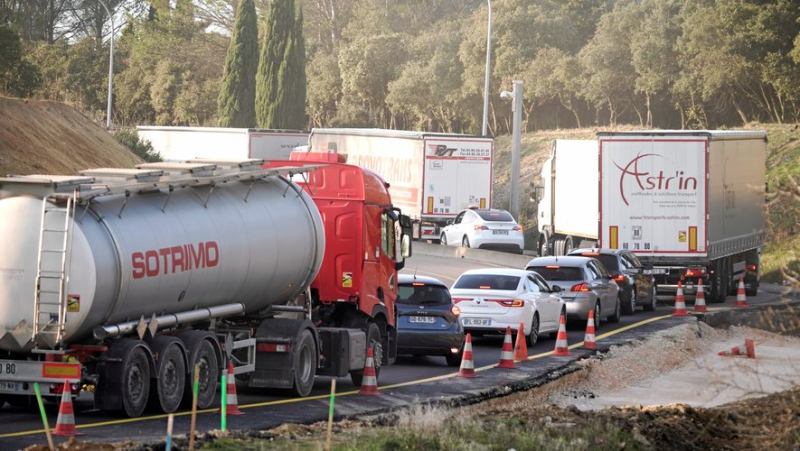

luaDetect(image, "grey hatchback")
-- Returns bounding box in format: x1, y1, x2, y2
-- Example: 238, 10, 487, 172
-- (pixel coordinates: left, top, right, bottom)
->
525, 256, 621, 328
397, 274, 465, 366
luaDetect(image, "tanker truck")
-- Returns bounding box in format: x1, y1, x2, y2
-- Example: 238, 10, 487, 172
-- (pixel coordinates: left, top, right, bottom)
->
0, 156, 411, 417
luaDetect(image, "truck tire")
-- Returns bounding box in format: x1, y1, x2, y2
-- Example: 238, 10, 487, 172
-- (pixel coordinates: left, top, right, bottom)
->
122, 345, 151, 418
564, 236, 574, 254
554, 239, 565, 256
148, 337, 186, 414
292, 329, 317, 397
350, 323, 382, 387
183, 339, 220, 409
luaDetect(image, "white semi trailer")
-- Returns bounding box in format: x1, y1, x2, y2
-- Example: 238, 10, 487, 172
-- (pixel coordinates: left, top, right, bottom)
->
308, 128, 493, 241
598, 130, 767, 302
136, 126, 308, 162
535, 139, 599, 256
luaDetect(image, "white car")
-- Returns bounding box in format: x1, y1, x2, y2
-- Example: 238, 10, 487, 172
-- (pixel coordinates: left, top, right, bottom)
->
450, 268, 565, 345
440, 209, 524, 254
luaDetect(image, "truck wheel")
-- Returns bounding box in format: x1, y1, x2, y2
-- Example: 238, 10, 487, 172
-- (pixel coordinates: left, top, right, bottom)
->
554, 239, 565, 256
351, 323, 382, 387
643, 284, 657, 311
292, 330, 317, 397
184, 339, 219, 409
122, 345, 151, 418
564, 236, 574, 254
440, 234, 447, 246
462, 236, 471, 248
539, 239, 548, 257
150, 341, 186, 413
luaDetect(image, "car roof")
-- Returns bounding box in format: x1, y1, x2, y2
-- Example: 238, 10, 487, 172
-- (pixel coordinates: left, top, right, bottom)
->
525, 256, 594, 267
457, 268, 532, 277
398, 274, 448, 287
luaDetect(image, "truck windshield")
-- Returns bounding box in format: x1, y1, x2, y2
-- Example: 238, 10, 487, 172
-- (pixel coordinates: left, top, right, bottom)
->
454, 274, 520, 291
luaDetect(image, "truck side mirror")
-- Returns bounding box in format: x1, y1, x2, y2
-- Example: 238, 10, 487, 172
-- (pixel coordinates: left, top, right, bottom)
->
531, 185, 544, 203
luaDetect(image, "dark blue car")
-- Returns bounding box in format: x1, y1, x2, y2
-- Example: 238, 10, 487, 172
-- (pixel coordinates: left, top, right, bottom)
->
397, 274, 465, 367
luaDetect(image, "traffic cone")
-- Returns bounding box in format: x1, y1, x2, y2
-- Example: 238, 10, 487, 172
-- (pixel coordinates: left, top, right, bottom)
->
217, 361, 245, 415
514, 322, 528, 362
53, 381, 82, 436
735, 275, 749, 308
457, 333, 477, 378
671, 281, 689, 316
358, 346, 381, 395
693, 278, 708, 313
583, 309, 597, 350
553, 314, 571, 356
496, 326, 517, 369
718, 339, 756, 358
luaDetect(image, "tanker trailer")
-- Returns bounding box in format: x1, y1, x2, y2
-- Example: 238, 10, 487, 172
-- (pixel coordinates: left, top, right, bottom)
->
0, 159, 375, 417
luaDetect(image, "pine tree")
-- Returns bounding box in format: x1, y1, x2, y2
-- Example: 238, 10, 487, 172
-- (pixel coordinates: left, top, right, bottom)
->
256, 0, 306, 129
217, 0, 258, 128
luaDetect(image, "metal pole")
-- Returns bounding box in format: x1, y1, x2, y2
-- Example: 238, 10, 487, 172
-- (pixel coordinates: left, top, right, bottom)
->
510, 80, 522, 221
481, 0, 492, 136
98, 0, 114, 130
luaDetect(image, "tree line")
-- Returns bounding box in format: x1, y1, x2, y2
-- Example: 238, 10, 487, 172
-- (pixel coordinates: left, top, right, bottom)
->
1, 0, 798, 134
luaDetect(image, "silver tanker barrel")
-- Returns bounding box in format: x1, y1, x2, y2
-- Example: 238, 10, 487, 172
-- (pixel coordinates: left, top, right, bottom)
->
0, 160, 324, 351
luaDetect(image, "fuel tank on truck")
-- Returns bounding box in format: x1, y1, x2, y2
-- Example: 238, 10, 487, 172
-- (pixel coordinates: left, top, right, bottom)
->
0, 160, 324, 352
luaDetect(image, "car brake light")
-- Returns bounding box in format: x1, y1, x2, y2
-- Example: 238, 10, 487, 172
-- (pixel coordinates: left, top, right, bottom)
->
498, 299, 524, 307
412, 282, 425, 286
746, 264, 757, 271
512, 225, 523, 231
452, 297, 470, 303
451, 305, 461, 316
546, 265, 560, 269
474, 225, 488, 231
614, 274, 625, 282
479, 285, 491, 289
582, 252, 600, 256
571, 283, 591, 292
685, 268, 706, 277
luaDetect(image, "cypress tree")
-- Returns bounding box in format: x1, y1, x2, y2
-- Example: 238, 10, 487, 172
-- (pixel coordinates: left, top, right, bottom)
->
217, 0, 258, 128
256, 0, 306, 129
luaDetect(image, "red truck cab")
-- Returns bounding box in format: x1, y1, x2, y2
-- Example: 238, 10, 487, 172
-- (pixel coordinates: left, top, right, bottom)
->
263, 151, 412, 380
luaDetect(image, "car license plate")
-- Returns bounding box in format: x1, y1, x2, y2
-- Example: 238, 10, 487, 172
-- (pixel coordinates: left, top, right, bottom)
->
409, 316, 435, 324
0, 381, 19, 391
650, 268, 668, 274
492, 230, 509, 235
463, 318, 491, 326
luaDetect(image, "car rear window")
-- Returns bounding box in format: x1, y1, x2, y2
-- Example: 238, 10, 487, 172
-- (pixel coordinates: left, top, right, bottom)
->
476, 210, 514, 222
593, 255, 620, 271
526, 266, 584, 281
453, 274, 520, 290
398, 284, 452, 305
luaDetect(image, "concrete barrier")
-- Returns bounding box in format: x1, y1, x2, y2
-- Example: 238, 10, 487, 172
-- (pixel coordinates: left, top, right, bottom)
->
413, 242, 534, 268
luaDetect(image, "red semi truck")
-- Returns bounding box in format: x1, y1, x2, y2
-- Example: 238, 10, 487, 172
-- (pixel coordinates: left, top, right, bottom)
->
0, 155, 411, 417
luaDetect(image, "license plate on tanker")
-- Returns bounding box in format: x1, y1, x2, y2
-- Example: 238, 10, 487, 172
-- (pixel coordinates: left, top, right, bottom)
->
409, 316, 436, 324
463, 318, 491, 326
492, 230, 509, 235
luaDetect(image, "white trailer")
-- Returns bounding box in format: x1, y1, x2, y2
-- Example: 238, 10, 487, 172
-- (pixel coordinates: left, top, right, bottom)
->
308, 129, 493, 240
598, 130, 767, 302
535, 139, 599, 256
136, 126, 308, 162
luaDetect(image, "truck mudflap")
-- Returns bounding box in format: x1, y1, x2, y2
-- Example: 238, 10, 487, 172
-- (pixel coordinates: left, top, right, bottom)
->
0, 360, 81, 395
248, 318, 319, 395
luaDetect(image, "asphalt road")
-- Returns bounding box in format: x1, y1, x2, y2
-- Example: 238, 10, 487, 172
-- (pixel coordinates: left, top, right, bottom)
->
0, 253, 786, 449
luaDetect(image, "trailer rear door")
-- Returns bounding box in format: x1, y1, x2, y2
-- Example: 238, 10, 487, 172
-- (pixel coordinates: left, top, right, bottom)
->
421, 138, 492, 218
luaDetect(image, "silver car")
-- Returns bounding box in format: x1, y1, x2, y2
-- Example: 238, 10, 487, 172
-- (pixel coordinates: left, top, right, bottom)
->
525, 256, 621, 328
440, 209, 524, 254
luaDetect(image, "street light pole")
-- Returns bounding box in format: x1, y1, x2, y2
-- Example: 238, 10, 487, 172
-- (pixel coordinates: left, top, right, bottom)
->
481, 0, 492, 137
98, 0, 114, 130
501, 81, 523, 221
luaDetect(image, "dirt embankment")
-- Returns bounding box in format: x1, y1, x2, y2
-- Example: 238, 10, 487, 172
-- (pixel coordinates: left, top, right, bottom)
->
0, 96, 141, 176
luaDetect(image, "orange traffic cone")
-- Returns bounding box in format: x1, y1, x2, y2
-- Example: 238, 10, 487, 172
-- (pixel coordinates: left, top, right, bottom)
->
217, 361, 245, 415
672, 281, 689, 316
718, 339, 756, 358
496, 326, 517, 369
735, 275, 749, 308
553, 314, 571, 356
458, 333, 477, 378
583, 309, 597, 350
358, 347, 381, 395
53, 381, 82, 436
693, 278, 708, 313
514, 322, 528, 362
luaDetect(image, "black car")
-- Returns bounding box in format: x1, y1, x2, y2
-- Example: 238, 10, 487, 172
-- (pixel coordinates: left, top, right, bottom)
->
397, 274, 465, 367
567, 248, 658, 314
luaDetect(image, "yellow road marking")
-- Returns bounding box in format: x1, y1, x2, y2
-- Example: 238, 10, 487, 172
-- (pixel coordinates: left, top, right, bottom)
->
0, 313, 677, 438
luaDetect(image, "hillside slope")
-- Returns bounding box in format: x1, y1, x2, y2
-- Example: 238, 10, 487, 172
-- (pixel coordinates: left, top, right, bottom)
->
493, 124, 800, 284
0, 97, 142, 176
